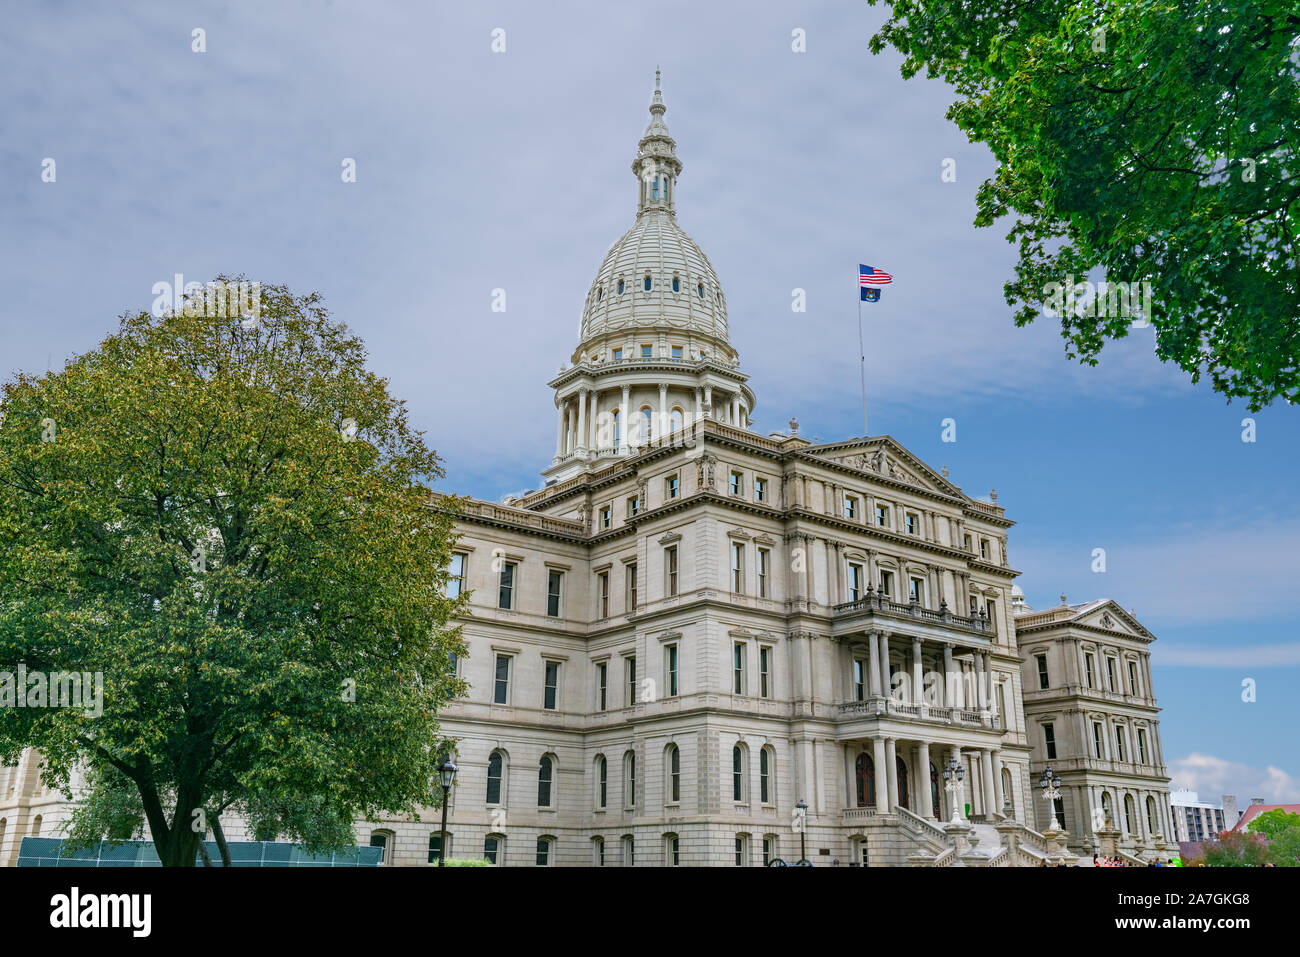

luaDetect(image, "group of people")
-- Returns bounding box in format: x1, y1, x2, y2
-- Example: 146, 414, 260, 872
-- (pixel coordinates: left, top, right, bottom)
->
1093, 854, 1177, 867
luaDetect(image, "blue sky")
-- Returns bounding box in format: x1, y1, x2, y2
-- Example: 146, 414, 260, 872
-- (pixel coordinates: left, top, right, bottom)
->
2, 0, 1297, 805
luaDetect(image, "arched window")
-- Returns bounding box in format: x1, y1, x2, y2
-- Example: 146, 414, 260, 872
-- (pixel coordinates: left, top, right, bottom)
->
732, 744, 746, 802
666, 745, 680, 804
670, 408, 683, 433
596, 286, 603, 301
640, 406, 653, 445
760, 747, 774, 804
483, 833, 504, 865
369, 828, 394, 863
931, 762, 943, 818
896, 756, 909, 809
624, 751, 636, 808
663, 832, 680, 866
536, 835, 554, 866
595, 754, 607, 809
618, 279, 625, 295
855, 753, 875, 808
1124, 794, 1136, 834
622, 834, 635, 866
672, 275, 680, 293
538, 755, 554, 807
697, 282, 704, 298
652, 177, 659, 201
592, 836, 605, 866
644, 275, 652, 291
486, 751, 504, 805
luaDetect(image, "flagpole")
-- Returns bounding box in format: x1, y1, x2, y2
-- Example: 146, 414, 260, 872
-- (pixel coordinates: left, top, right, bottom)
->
857, 297, 868, 437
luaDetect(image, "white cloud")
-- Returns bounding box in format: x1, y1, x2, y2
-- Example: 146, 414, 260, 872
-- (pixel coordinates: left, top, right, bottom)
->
1169, 752, 1300, 804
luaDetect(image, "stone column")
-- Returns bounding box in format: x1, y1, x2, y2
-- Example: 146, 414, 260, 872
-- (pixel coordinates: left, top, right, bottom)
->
555, 400, 567, 457
658, 382, 668, 439
918, 742, 934, 818
884, 738, 897, 810
619, 384, 631, 453
983, 654, 994, 709
867, 632, 882, 698
991, 751, 1004, 814
872, 737, 889, 810
879, 633, 892, 701
943, 644, 955, 708
694, 387, 702, 423
911, 637, 923, 706
703, 384, 713, 418
845, 745, 858, 807
575, 390, 588, 453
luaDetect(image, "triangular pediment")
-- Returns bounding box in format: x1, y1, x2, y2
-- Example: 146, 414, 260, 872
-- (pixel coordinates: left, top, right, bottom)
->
804, 436, 962, 497
1074, 600, 1152, 640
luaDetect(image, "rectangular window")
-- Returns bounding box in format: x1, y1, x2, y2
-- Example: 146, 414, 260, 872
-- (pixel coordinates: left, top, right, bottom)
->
759, 647, 771, 698
626, 563, 638, 611
1093, 722, 1104, 759
848, 562, 863, 601
909, 577, 924, 604
498, 562, 516, 610
754, 477, 767, 502
546, 570, 563, 617
626, 656, 637, 706
844, 495, 858, 519
1036, 654, 1049, 689
428, 833, 443, 864
665, 474, 679, 499
735, 836, 747, 866
905, 512, 918, 535
666, 644, 679, 697
640, 343, 652, 358
731, 543, 745, 593
979, 538, 990, 559
665, 546, 678, 597
671, 345, 683, 359
1084, 652, 1095, 688
446, 553, 466, 599
875, 504, 889, 527
853, 659, 865, 701
1043, 723, 1057, 760
1128, 660, 1139, 695
757, 547, 770, 598
597, 662, 607, 711
543, 661, 559, 710
612, 348, 623, 361
627, 495, 640, 517
493, 654, 510, 705
597, 571, 610, 618
985, 598, 998, 634
1106, 657, 1118, 692
878, 570, 893, 600
483, 837, 499, 865
1137, 728, 1148, 764
733, 642, 746, 695
763, 837, 774, 866
963, 533, 972, 552
730, 471, 743, 495
600, 506, 611, 529
1115, 727, 1126, 762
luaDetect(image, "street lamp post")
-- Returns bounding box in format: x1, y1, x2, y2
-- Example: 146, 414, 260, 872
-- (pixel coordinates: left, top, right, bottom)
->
941, 757, 966, 825
795, 799, 809, 865
437, 758, 458, 867
1039, 767, 1062, 831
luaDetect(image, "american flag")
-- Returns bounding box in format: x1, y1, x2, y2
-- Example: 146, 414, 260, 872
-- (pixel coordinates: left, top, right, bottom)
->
859, 264, 892, 286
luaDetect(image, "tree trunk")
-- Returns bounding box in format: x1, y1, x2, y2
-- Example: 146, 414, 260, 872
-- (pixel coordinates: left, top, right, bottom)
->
198, 840, 215, 867
211, 814, 232, 867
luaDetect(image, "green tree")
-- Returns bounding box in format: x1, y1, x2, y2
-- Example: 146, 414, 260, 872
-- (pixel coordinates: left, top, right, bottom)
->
1200, 829, 1270, 866
0, 280, 465, 866
868, 0, 1300, 409
1246, 807, 1300, 839
1267, 823, 1300, 866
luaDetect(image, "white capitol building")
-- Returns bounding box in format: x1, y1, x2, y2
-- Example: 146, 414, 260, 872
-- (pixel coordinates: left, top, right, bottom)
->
0, 75, 1176, 867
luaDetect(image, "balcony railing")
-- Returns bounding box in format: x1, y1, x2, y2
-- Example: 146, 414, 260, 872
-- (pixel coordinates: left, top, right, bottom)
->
837, 697, 1001, 730
833, 593, 993, 637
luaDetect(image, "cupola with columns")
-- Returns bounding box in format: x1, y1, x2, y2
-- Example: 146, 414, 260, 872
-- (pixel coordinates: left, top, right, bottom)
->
544, 72, 755, 484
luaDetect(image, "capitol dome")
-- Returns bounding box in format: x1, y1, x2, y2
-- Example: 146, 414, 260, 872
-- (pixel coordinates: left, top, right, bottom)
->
572, 71, 735, 365
544, 72, 754, 484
